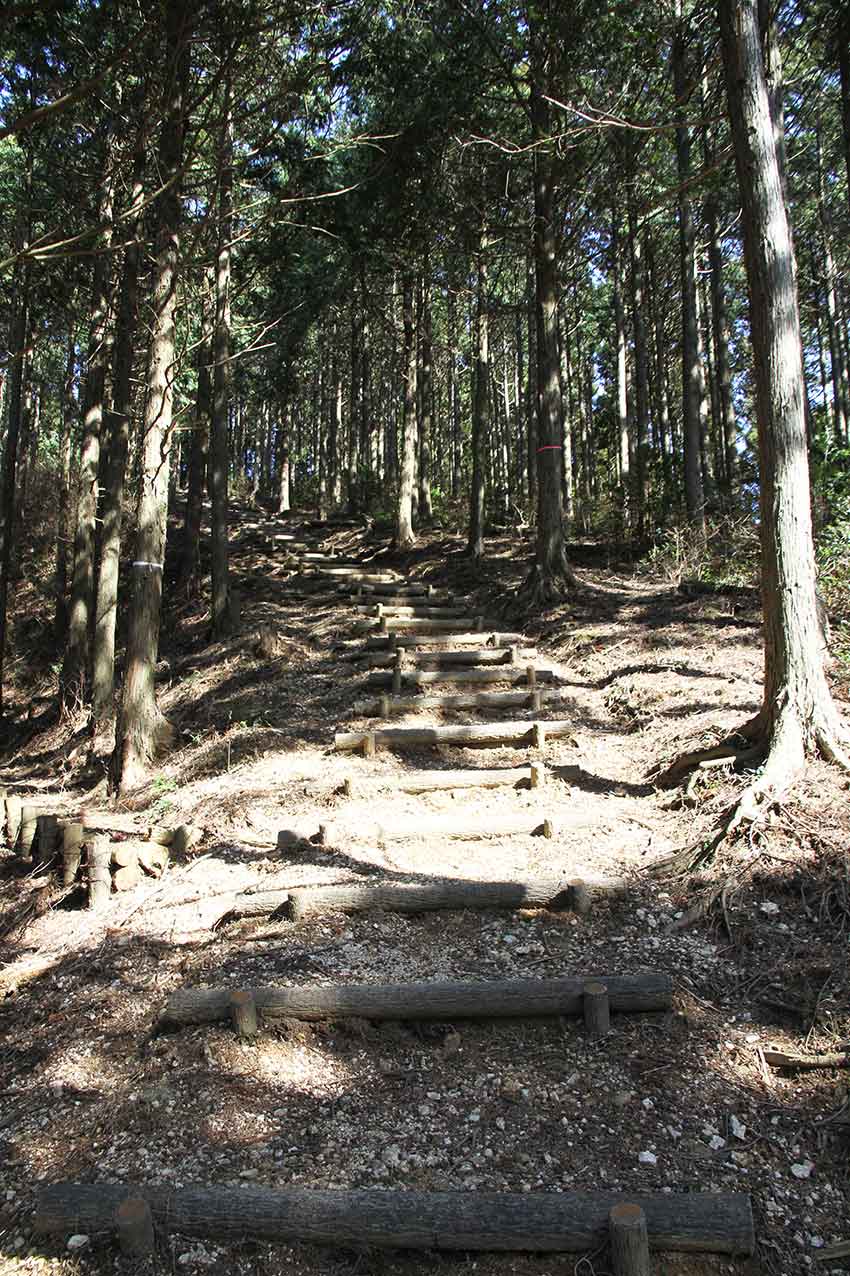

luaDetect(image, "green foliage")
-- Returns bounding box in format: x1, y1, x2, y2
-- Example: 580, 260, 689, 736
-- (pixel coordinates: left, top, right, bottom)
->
645, 517, 760, 590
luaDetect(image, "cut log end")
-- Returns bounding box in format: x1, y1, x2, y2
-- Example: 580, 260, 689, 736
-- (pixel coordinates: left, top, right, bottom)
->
115, 1196, 156, 1257
609, 1203, 650, 1276
230, 989, 259, 1038
584, 981, 611, 1039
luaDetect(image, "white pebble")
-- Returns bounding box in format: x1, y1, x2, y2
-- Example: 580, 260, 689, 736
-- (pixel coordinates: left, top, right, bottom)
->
638, 1151, 657, 1165
67, 1235, 90, 1251
791, 1162, 814, 1179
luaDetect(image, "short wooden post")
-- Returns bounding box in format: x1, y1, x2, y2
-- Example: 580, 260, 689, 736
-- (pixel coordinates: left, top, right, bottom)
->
532, 722, 546, 750
609, 1202, 650, 1275
380, 615, 388, 634
569, 879, 592, 915
529, 763, 543, 790
230, 989, 259, 1038
62, 824, 84, 886
584, 981, 610, 1038
376, 603, 383, 622
526, 665, 536, 690
171, 824, 199, 856
19, 803, 39, 858
116, 1195, 156, 1258
379, 694, 390, 718
87, 834, 112, 910
392, 649, 403, 695
541, 818, 554, 839
5, 794, 22, 849
509, 645, 519, 666
475, 615, 484, 632
342, 778, 353, 798
531, 689, 542, 712
427, 584, 435, 598
35, 814, 60, 869
363, 733, 376, 759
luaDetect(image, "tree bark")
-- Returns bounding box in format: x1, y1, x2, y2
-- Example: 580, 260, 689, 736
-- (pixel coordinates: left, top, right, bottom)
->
54, 335, 76, 642
715, 0, 850, 807
418, 271, 434, 524
673, 7, 706, 532
210, 79, 233, 639
523, 49, 576, 604
395, 272, 417, 548
111, 0, 192, 792
469, 238, 488, 559
61, 151, 114, 711
90, 140, 146, 734
0, 257, 30, 712
182, 269, 214, 589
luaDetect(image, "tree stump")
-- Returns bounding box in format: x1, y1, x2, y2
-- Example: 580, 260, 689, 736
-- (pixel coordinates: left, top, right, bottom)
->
87, 835, 112, 910
115, 1195, 156, 1258
62, 824, 84, 886
584, 981, 611, 1038
569, 880, 593, 916
529, 763, 543, 789
609, 1203, 650, 1275
230, 989, 259, 1038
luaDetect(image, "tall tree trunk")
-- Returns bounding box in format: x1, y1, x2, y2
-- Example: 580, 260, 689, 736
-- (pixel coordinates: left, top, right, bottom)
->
91, 143, 146, 733
54, 334, 77, 641
0, 258, 31, 712
626, 175, 650, 536
713, 0, 850, 803
447, 288, 461, 499
524, 57, 576, 603
276, 398, 291, 514
395, 273, 417, 549
673, 7, 706, 532
815, 119, 850, 444
611, 206, 631, 525
210, 80, 232, 638
705, 193, 738, 498
112, 0, 191, 793
419, 272, 434, 524
348, 297, 361, 512
183, 269, 214, 589
468, 242, 488, 560
838, 18, 850, 220
61, 151, 115, 712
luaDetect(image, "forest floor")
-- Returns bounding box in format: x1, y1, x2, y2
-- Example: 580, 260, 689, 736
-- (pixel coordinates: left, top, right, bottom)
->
0, 507, 848, 1276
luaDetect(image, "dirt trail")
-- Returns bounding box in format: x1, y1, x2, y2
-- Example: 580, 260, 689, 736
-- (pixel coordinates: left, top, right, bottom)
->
0, 511, 847, 1276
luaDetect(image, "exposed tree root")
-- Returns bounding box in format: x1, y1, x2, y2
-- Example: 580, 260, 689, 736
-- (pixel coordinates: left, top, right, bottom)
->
515, 559, 579, 612
651, 695, 850, 885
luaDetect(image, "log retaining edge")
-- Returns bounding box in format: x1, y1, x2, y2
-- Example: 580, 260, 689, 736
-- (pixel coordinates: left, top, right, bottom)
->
34, 1183, 754, 1255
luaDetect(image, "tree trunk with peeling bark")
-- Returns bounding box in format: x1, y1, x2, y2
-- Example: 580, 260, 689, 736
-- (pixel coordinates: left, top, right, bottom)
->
712, 0, 849, 813
468, 240, 488, 560
210, 81, 232, 639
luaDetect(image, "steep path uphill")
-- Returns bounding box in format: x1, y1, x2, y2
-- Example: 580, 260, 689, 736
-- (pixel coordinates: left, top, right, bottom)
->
1, 512, 848, 1276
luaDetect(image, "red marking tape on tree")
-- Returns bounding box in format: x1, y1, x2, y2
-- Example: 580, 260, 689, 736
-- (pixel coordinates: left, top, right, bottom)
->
536, 445, 562, 451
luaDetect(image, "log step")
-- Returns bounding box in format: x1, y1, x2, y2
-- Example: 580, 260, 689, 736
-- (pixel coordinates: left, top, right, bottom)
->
365, 629, 522, 648
366, 666, 555, 689
160, 971, 673, 1028
360, 648, 537, 670
283, 875, 625, 921
334, 719, 574, 754
353, 688, 571, 716
35, 1183, 754, 1256
338, 581, 433, 597
352, 605, 468, 619
311, 813, 557, 844
343, 764, 543, 793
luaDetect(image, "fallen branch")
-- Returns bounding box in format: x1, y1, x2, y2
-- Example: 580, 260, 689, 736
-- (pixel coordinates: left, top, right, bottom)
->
762, 1047, 850, 1071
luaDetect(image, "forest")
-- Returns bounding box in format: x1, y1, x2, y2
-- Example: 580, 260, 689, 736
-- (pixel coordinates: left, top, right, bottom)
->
0, 0, 849, 1274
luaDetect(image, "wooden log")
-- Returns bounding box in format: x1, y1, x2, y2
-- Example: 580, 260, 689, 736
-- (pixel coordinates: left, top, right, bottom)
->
343, 765, 539, 795
366, 617, 488, 637
339, 581, 429, 597
610, 1204, 651, 1276
284, 876, 624, 922
65, 812, 176, 843
224, 889, 290, 921
116, 1196, 156, 1258
5, 793, 22, 848
86, 834, 112, 910
334, 719, 576, 754
367, 666, 554, 689
314, 568, 401, 583
171, 824, 200, 855
353, 605, 468, 619
762, 1047, 850, 1071
230, 989, 259, 1037
62, 823, 84, 886
19, 803, 39, 857
111, 845, 140, 869
352, 688, 571, 716
34, 814, 61, 869
113, 863, 141, 891
161, 972, 672, 1029
365, 630, 523, 650
34, 1183, 755, 1255
584, 982, 611, 1038
319, 814, 556, 844
392, 649, 403, 695
362, 648, 538, 671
